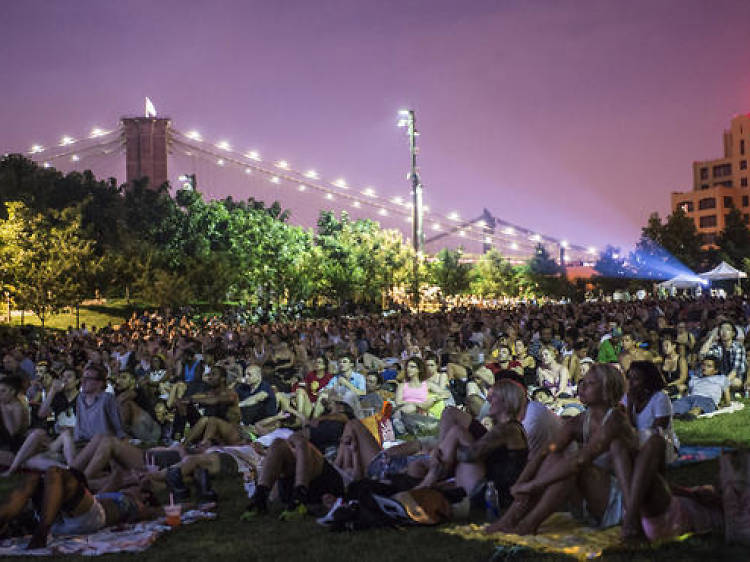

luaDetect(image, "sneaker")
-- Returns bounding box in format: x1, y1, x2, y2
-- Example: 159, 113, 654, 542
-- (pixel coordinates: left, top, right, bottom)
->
316, 498, 359, 528
279, 502, 308, 521
240, 503, 267, 521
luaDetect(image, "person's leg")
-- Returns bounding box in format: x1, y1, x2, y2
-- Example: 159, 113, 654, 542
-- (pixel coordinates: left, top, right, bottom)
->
81, 436, 145, 479
490, 452, 577, 535
210, 418, 242, 445
71, 433, 107, 471
48, 430, 76, 467
341, 420, 381, 472
2, 429, 50, 475
28, 467, 82, 549
244, 438, 295, 516
438, 406, 473, 441
0, 473, 42, 530
185, 417, 209, 444
295, 390, 313, 419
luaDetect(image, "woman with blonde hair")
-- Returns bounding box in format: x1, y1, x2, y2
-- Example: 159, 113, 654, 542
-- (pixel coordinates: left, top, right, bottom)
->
488, 364, 635, 535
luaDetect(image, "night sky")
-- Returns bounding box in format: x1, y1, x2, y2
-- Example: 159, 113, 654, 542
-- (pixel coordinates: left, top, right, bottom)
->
2, 0, 750, 250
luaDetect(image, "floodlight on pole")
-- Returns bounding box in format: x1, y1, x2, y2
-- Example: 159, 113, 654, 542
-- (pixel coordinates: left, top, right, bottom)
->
397, 108, 424, 310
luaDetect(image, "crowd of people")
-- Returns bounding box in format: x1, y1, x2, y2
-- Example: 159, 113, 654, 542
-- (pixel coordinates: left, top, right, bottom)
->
0, 295, 748, 547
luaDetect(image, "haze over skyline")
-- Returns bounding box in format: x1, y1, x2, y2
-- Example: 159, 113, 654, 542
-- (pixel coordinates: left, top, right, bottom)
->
2, 0, 750, 251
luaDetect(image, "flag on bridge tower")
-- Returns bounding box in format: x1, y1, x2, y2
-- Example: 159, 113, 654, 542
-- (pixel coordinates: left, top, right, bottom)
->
145, 97, 157, 118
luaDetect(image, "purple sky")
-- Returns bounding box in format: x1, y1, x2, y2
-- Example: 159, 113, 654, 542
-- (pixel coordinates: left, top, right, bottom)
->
2, 0, 750, 251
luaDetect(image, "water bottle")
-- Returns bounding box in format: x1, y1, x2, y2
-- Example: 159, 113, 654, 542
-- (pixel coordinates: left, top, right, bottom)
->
484, 481, 499, 521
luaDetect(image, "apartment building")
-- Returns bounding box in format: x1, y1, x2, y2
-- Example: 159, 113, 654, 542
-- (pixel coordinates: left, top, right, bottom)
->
670, 113, 750, 245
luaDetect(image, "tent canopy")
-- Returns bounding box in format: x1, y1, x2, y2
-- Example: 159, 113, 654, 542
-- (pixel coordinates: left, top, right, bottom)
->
699, 261, 748, 281
657, 274, 703, 289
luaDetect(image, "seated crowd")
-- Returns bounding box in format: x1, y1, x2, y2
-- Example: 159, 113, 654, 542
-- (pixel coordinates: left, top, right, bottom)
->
0, 295, 748, 546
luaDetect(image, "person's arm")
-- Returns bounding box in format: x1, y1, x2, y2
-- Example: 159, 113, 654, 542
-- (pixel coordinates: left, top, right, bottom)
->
674, 357, 689, 392
513, 417, 577, 487
0, 402, 26, 437
557, 365, 570, 395
512, 410, 631, 495
394, 383, 405, 407
699, 331, 717, 358
38, 380, 63, 419
239, 391, 269, 408
338, 376, 365, 396
104, 394, 127, 439
426, 381, 451, 400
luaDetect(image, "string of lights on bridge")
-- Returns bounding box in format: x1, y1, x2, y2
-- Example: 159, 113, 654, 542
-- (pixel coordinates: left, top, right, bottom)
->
22, 123, 599, 262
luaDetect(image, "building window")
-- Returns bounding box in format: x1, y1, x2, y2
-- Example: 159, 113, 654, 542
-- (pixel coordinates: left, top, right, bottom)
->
724, 196, 734, 208
713, 164, 732, 177
742, 139, 746, 155
699, 215, 717, 228
700, 167, 709, 180
741, 160, 748, 170
678, 201, 694, 213
701, 184, 709, 190
743, 196, 749, 207
745, 214, 750, 224
743, 177, 748, 187
698, 197, 716, 210
715, 181, 733, 187
702, 232, 717, 245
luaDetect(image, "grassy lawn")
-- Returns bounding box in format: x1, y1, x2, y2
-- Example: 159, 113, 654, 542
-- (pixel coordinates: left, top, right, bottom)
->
0, 408, 748, 562
0, 302, 132, 332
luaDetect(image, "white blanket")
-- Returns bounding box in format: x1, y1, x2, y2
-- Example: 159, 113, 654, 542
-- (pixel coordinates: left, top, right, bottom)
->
0, 509, 215, 556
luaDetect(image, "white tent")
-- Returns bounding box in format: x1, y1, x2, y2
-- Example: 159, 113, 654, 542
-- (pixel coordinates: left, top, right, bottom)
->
657, 274, 703, 289
699, 261, 748, 281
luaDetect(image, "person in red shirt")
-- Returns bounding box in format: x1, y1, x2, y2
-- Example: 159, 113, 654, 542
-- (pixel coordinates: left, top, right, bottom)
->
293, 356, 334, 419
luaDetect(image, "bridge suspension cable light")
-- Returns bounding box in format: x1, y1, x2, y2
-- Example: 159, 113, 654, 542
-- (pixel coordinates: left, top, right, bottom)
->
244, 168, 252, 175
245, 151, 261, 161
362, 187, 376, 197
29, 144, 44, 154
459, 230, 466, 237
511, 242, 519, 250
275, 160, 289, 169
270, 176, 280, 184
503, 226, 515, 235
216, 140, 231, 151
588, 246, 597, 254
448, 212, 460, 221
326, 193, 334, 200
333, 178, 348, 189
43, 162, 50, 168
60, 136, 75, 146
378, 208, 388, 216
186, 131, 203, 141
89, 127, 106, 138
352, 201, 361, 208
304, 169, 318, 179
217, 158, 225, 166
432, 223, 441, 231
298, 184, 307, 191
529, 233, 541, 242
560, 240, 569, 248
71, 154, 80, 162
391, 196, 403, 205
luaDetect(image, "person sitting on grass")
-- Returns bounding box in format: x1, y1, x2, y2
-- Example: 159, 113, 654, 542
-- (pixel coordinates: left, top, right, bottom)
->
294, 356, 334, 420
235, 364, 277, 426
183, 365, 242, 446
671, 356, 728, 420
616, 433, 723, 543
699, 321, 746, 398
487, 364, 634, 535
625, 361, 679, 465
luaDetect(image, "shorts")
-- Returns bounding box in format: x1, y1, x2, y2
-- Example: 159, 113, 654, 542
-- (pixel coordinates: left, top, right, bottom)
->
366, 451, 431, 481
279, 460, 344, 504
51, 499, 106, 536
96, 492, 141, 524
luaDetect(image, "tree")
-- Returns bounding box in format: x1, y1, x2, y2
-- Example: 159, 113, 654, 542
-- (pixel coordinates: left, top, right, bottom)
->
428, 248, 474, 297
717, 208, 750, 268
0, 202, 97, 329
471, 249, 523, 298
592, 245, 631, 292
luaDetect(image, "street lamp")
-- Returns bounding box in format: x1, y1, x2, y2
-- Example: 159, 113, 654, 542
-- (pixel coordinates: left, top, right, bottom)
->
397, 109, 424, 310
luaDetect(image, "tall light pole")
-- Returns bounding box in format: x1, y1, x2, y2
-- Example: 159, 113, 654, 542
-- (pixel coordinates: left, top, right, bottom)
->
398, 109, 423, 310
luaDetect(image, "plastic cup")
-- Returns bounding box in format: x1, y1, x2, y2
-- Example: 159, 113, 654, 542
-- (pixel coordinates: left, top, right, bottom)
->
164, 503, 182, 527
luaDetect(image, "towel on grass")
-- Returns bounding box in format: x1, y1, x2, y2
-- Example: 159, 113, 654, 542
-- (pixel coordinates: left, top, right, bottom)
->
0, 509, 216, 557
698, 401, 744, 418
442, 512, 622, 561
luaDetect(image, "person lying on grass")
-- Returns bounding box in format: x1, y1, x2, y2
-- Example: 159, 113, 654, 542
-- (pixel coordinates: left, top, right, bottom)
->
0, 466, 161, 550
486, 364, 634, 535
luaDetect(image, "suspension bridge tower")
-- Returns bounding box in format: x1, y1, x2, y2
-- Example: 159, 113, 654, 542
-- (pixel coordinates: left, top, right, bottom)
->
122, 116, 170, 189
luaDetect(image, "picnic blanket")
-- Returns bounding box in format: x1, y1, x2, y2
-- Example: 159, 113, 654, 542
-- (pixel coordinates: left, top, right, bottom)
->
0, 509, 216, 557
698, 401, 744, 418
443, 512, 623, 561
670, 445, 728, 468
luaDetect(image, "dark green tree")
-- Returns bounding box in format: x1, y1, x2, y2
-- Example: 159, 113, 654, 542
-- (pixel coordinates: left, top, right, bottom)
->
717, 208, 750, 268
